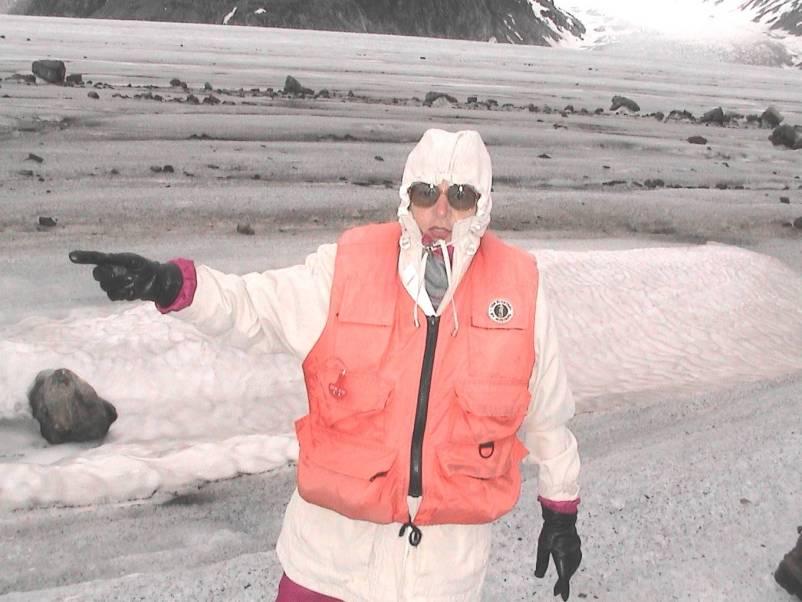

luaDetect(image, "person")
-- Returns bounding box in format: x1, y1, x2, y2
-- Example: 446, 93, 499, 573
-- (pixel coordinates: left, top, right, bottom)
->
70, 128, 582, 601
776, 527, 802, 599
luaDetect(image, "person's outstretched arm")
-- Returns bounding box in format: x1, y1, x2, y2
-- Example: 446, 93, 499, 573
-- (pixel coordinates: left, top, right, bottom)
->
70, 245, 337, 359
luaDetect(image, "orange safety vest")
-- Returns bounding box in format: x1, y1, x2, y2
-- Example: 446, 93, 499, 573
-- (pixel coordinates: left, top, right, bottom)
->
296, 222, 538, 525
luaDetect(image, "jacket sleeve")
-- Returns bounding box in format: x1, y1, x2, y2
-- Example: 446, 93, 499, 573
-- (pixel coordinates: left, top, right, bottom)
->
522, 277, 581, 504
169, 243, 337, 359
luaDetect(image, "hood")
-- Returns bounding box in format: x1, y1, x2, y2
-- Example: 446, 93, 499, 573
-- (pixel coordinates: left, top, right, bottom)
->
397, 128, 493, 256
395, 128, 494, 320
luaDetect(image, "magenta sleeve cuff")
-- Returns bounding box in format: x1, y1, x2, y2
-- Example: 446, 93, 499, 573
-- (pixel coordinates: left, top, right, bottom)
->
156, 258, 197, 314
538, 495, 580, 514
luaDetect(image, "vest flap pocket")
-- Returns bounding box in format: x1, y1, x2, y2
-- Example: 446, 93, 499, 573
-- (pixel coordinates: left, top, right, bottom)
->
314, 365, 392, 426
437, 436, 528, 480
296, 416, 396, 481
454, 380, 530, 441
337, 277, 395, 326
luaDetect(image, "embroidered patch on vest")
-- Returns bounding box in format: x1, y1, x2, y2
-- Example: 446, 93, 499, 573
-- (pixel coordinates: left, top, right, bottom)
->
488, 299, 514, 324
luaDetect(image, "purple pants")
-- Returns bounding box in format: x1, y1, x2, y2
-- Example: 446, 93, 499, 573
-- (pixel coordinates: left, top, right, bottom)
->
276, 573, 343, 601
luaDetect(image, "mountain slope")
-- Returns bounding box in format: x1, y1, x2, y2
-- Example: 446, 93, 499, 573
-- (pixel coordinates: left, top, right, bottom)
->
712, 0, 802, 35
10, 0, 585, 46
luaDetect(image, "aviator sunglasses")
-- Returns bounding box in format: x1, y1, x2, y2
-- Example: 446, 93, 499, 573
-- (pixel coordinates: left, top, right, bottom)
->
407, 181, 481, 211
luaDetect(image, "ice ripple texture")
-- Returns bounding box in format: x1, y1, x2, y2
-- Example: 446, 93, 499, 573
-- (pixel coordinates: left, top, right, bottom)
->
537, 243, 802, 410
1, 243, 800, 509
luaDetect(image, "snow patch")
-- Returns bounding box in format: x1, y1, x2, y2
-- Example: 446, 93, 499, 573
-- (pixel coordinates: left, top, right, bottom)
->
223, 6, 237, 25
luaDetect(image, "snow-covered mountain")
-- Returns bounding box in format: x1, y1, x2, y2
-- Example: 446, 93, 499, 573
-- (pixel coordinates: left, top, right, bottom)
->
562, 0, 802, 67
7, 0, 585, 46
710, 0, 802, 35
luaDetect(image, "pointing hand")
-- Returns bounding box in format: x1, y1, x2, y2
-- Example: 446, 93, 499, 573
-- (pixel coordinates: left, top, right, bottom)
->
69, 250, 183, 306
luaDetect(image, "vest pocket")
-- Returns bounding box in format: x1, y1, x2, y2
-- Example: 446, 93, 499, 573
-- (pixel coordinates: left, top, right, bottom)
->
453, 380, 531, 441
295, 415, 399, 523
437, 436, 528, 480
311, 362, 393, 430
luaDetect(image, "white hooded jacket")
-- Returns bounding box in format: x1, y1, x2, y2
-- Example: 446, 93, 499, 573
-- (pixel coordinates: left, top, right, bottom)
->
172, 129, 580, 601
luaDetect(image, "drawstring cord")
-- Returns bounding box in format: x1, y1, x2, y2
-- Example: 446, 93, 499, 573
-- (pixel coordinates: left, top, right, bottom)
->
399, 515, 423, 546
412, 250, 428, 328
436, 239, 459, 336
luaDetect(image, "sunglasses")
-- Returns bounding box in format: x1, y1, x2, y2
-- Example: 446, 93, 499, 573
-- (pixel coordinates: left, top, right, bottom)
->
407, 181, 481, 211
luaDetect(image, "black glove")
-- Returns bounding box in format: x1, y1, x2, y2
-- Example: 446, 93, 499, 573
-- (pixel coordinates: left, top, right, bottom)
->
69, 250, 183, 307
535, 505, 582, 601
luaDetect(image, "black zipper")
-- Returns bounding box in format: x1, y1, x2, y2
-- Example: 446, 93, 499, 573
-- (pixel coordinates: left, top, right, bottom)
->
408, 315, 440, 497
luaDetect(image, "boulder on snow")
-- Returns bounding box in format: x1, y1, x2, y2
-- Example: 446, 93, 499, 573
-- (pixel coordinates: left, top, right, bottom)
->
424, 91, 459, 107
769, 124, 802, 150
609, 95, 640, 112
28, 368, 117, 444
284, 75, 314, 96
31, 60, 66, 84
667, 109, 696, 122
687, 135, 708, 145
700, 107, 726, 125
760, 106, 784, 129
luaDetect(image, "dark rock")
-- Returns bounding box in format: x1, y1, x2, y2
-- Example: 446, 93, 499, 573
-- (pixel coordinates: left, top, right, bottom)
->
8, 73, 37, 84
687, 135, 708, 145
609, 95, 640, 112
150, 165, 163, 173
284, 75, 313, 96
423, 91, 459, 107
26, 153, 44, 163
467, 96, 478, 104
237, 222, 255, 235
486, 99, 498, 107
186, 93, 199, 104
653, 111, 665, 121
170, 77, 187, 88
19, 169, 34, 176
162, 164, 175, 173
780, 197, 790, 204
315, 89, 330, 98
700, 107, 725, 125
667, 109, 696, 122
594, 108, 604, 115
65, 73, 83, 85
644, 178, 665, 189
769, 124, 802, 149
38, 216, 57, 227
87, 91, 99, 99
203, 82, 213, 91
28, 368, 117, 444
202, 94, 220, 105
794, 217, 802, 229
31, 59, 66, 84
538, 153, 551, 159
602, 180, 627, 186
761, 106, 783, 128
374, 155, 384, 161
